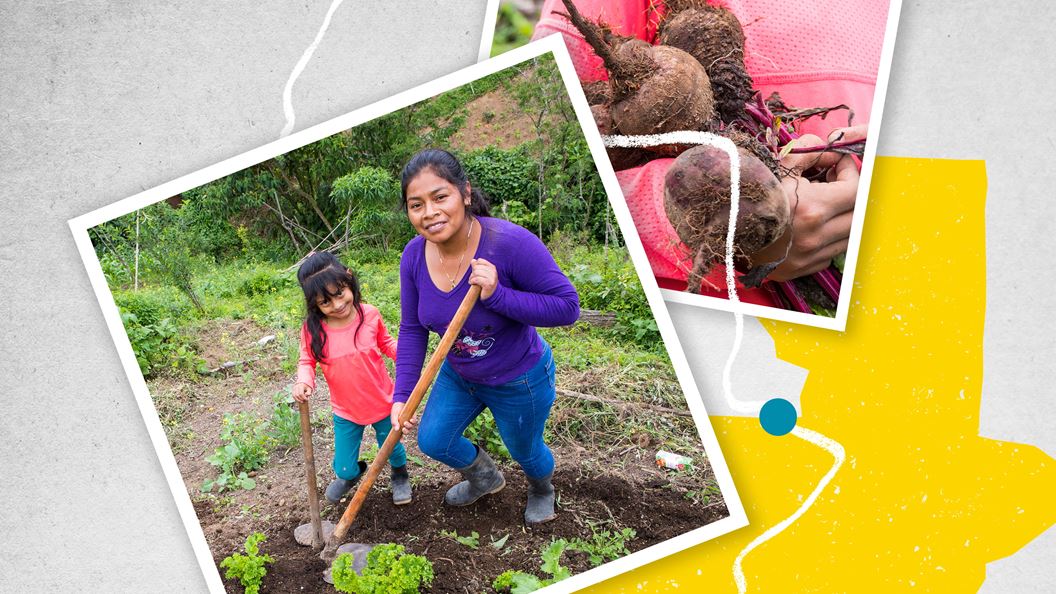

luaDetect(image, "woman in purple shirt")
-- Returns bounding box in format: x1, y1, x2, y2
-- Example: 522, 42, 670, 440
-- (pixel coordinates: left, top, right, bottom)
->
390, 148, 580, 525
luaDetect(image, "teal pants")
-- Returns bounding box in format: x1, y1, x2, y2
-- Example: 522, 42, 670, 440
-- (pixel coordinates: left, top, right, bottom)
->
333, 414, 407, 480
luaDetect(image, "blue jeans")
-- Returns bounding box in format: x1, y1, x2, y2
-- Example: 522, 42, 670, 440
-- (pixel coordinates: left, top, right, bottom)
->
417, 342, 556, 479
332, 414, 407, 480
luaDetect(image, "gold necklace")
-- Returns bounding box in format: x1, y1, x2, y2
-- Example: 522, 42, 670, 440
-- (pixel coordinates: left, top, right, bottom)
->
436, 218, 474, 290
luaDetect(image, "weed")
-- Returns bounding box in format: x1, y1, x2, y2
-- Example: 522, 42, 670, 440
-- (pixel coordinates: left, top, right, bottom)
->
268, 389, 301, 449
490, 533, 511, 552
684, 482, 722, 505
492, 539, 572, 593
440, 529, 480, 549
361, 443, 379, 464
568, 524, 636, 567
202, 412, 271, 493
465, 410, 510, 461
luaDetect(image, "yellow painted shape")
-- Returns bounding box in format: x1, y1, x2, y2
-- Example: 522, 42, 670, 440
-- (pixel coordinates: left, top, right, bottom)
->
583, 158, 1056, 592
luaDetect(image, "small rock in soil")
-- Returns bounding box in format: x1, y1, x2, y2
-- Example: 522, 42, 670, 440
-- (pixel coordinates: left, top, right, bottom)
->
294, 521, 336, 546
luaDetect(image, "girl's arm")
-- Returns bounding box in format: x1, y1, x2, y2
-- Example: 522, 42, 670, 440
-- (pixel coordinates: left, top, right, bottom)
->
477, 227, 580, 328
393, 246, 429, 404
294, 324, 317, 402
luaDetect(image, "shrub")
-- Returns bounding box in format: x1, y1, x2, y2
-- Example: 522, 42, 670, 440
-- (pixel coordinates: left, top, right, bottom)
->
115, 287, 194, 327
116, 288, 202, 376
462, 146, 538, 205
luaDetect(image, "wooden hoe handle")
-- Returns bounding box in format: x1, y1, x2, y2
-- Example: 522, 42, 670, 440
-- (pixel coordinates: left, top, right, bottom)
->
321, 285, 482, 561
298, 399, 324, 549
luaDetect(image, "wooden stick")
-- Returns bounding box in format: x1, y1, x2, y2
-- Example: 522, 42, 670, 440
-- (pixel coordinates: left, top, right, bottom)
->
555, 388, 693, 418
320, 285, 482, 562
298, 400, 324, 550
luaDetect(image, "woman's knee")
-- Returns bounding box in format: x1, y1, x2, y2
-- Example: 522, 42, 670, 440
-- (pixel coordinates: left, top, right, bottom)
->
415, 422, 449, 460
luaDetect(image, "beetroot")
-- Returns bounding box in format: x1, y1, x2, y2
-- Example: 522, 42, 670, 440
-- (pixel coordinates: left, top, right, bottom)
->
582, 80, 612, 106
591, 104, 651, 170
560, 0, 715, 136
659, 0, 754, 125
664, 143, 789, 292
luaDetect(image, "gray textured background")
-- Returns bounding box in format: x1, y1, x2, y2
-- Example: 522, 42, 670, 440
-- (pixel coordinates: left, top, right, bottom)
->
2, 0, 1052, 591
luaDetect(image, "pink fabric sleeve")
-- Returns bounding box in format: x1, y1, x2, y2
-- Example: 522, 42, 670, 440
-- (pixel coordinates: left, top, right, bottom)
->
375, 313, 398, 361
724, 0, 887, 137
295, 323, 317, 389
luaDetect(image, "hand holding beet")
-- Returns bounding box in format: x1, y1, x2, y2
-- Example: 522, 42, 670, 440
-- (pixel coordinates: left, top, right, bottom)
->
751, 155, 859, 282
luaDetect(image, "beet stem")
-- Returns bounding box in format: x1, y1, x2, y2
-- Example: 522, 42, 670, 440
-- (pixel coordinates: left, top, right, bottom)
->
813, 268, 841, 303
788, 140, 865, 156
777, 280, 812, 314
558, 0, 628, 83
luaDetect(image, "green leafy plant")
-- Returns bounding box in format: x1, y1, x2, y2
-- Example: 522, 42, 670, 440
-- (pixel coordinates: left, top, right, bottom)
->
219, 532, 274, 594
239, 269, 293, 297
464, 410, 511, 461
268, 390, 301, 449
568, 526, 637, 567
440, 529, 480, 549
117, 290, 203, 376
492, 539, 572, 593
331, 543, 434, 594
490, 533, 511, 551
202, 412, 271, 492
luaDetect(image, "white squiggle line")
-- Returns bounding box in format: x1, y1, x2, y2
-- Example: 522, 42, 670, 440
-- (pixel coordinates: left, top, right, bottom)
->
605, 132, 846, 593
732, 426, 845, 593
280, 0, 347, 138
603, 132, 761, 413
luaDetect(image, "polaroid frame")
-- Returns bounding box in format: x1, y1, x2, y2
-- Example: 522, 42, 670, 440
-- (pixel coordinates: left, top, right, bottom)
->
481, 0, 904, 332
69, 36, 748, 593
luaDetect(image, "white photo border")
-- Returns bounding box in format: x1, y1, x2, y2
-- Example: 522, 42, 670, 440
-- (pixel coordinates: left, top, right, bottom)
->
483, 0, 904, 332
69, 36, 749, 594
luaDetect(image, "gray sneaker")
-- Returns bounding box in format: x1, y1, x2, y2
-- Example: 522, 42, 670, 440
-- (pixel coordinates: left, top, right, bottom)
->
325, 461, 367, 503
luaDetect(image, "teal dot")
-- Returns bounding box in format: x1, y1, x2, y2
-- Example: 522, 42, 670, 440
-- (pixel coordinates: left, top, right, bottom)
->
759, 398, 797, 436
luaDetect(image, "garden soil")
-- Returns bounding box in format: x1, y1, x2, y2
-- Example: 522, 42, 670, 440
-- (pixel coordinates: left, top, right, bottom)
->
158, 319, 728, 593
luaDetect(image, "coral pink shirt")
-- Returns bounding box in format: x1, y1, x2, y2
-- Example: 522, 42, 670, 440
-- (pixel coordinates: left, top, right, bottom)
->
296, 303, 398, 424
534, 0, 888, 301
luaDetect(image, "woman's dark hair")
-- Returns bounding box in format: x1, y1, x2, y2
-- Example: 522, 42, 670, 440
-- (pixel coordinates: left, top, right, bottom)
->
399, 148, 491, 217
297, 252, 364, 362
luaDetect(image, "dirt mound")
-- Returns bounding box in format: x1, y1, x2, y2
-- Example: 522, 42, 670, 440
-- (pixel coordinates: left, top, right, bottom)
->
205, 467, 728, 593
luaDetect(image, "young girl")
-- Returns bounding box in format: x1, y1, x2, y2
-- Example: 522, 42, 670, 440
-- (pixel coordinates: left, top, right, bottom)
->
291, 251, 411, 506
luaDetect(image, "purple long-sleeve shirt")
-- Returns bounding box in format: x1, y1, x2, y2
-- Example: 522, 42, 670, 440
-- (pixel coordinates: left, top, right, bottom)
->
394, 217, 580, 402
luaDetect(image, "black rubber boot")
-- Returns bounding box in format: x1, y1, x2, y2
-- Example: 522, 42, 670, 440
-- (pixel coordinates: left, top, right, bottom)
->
391, 464, 412, 506
444, 446, 506, 506
524, 472, 557, 525
325, 460, 367, 503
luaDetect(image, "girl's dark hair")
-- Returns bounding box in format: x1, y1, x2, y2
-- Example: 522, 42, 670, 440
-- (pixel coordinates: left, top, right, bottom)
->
399, 148, 491, 217
297, 252, 364, 362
